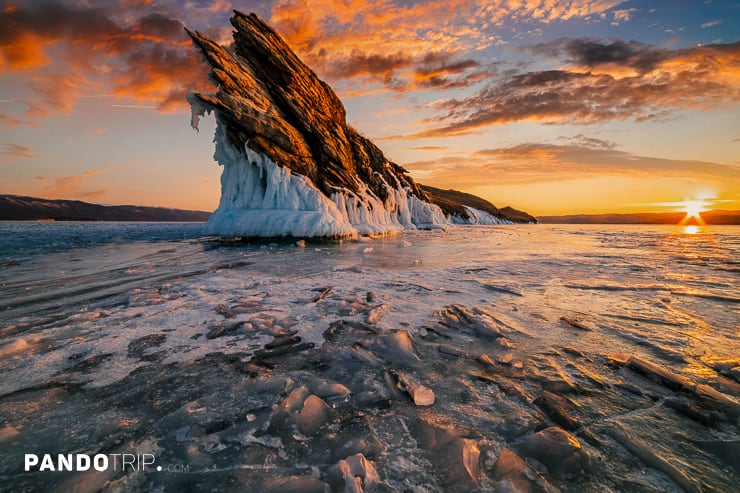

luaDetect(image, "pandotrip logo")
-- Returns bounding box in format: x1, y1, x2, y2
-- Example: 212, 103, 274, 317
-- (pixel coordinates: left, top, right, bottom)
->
23, 453, 189, 473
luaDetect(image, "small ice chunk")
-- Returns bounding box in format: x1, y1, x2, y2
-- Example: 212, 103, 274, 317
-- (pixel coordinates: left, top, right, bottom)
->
308, 378, 351, 399
492, 449, 554, 492
344, 453, 379, 484
297, 394, 331, 436
410, 385, 435, 406
476, 354, 495, 368
329, 453, 378, 493
378, 330, 418, 364
0, 425, 20, 442
522, 426, 591, 478
366, 303, 389, 324
0, 337, 34, 358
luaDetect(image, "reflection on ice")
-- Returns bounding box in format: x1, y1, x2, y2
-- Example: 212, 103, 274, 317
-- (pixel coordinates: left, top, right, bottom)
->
0, 224, 738, 492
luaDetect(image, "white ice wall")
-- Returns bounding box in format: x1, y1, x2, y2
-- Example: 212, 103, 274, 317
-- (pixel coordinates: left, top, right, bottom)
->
198, 112, 452, 238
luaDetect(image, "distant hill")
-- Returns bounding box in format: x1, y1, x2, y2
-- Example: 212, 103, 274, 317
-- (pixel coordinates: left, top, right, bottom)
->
538, 210, 740, 225
0, 195, 211, 222
420, 185, 537, 223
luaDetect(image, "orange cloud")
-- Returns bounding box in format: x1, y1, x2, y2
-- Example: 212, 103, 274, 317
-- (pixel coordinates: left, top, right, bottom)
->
0, 1, 212, 121
27, 72, 97, 118
41, 169, 110, 200
0, 143, 34, 160
0, 0, 626, 123
0, 112, 39, 128
269, 0, 621, 92
411, 41, 740, 137
405, 139, 740, 189
110, 42, 209, 112
0, 31, 50, 70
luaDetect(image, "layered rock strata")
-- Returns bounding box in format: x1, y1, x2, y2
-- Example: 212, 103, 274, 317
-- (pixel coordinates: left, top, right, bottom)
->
187, 11, 532, 238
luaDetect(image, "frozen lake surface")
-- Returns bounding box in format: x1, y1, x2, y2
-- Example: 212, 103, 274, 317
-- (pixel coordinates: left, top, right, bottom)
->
0, 222, 738, 492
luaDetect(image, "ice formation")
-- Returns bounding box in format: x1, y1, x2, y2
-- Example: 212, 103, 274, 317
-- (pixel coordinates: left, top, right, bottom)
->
458, 206, 511, 225
202, 132, 511, 237
187, 12, 533, 238
196, 110, 452, 238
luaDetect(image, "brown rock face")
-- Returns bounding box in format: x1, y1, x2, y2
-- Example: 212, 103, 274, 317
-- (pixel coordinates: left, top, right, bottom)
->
186, 11, 534, 237
186, 11, 424, 203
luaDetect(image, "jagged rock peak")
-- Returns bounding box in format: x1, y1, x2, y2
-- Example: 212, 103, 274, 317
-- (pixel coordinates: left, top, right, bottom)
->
186, 12, 532, 238
186, 11, 423, 202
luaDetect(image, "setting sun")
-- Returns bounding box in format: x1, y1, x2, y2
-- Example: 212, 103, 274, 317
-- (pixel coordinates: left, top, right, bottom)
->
684, 201, 705, 218
679, 200, 707, 226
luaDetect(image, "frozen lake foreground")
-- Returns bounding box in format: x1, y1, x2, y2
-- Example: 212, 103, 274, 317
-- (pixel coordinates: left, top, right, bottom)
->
0, 224, 738, 492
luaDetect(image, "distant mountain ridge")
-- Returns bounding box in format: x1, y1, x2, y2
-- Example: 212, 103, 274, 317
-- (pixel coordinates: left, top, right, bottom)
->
0, 195, 211, 222
538, 210, 740, 225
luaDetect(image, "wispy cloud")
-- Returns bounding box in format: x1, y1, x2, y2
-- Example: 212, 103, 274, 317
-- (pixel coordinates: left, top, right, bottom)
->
0, 112, 39, 128
41, 169, 111, 200
0, 143, 35, 160
410, 146, 449, 151
111, 104, 158, 109
611, 8, 638, 26
701, 20, 721, 29
405, 139, 740, 188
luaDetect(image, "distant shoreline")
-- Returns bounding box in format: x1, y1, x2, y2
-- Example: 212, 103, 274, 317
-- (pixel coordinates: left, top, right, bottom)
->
3, 194, 738, 225
538, 210, 740, 225
0, 195, 211, 222
1, 218, 208, 223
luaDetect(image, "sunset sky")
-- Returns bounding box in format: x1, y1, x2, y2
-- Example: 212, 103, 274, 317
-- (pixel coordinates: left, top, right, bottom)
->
1, 0, 738, 216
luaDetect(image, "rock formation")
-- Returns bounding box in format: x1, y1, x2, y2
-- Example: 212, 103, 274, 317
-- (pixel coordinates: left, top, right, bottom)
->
187, 11, 533, 238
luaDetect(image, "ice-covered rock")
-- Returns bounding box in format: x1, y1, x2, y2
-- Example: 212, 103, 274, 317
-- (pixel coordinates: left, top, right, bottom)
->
186, 12, 534, 238
413, 419, 481, 490
269, 387, 332, 436
491, 449, 560, 493
521, 427, 591, 478
296, 394, 331, 435
328, 453, 379, 493
376, 330, 418, 365
0, 425, 19, 442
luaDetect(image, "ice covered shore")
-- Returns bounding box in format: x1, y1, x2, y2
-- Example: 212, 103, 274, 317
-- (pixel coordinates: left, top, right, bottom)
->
1, 226, 738, 492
